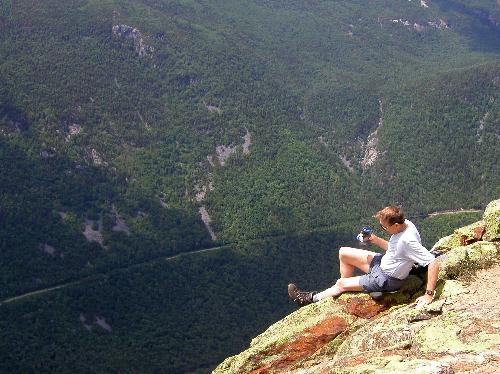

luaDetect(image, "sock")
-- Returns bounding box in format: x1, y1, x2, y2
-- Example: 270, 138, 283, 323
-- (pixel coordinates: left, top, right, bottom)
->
312, 294, 320, 303
315, 286, 340, 300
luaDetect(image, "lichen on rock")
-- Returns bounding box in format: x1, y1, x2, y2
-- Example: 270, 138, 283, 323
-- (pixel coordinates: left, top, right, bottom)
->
416, 318, 500, 354
483, 199, 500, 241
439, 241, 499, 280
214, 298, 354, 373
455, 220, 486, 245
431, 233, 461, 254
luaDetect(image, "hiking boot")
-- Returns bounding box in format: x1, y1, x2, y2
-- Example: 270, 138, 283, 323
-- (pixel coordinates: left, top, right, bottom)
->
288, 283, 316, 307
369, 291, 397, 301
369, 291, 383, 301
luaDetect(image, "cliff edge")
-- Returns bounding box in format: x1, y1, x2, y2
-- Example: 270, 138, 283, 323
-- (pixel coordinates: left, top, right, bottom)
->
214, 200, 500, 374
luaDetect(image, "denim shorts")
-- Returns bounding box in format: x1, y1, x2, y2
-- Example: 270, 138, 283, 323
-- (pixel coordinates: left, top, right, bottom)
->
359, 254, 405, 293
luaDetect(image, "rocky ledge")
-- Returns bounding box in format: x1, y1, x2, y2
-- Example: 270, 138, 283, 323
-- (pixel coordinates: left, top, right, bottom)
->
214, 199, 500, 374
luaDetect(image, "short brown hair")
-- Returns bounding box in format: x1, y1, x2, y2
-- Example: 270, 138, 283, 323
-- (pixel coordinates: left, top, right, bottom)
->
374, 206, 405, 225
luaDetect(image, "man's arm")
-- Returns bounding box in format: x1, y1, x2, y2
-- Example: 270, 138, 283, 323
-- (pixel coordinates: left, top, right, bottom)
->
416, 258, 440, 307
366, 234, 389, 251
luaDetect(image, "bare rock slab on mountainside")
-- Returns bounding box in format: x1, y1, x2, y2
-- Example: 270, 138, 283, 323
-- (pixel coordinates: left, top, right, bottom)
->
214, 199, 500, 374
83, 218, 105, 247
112, 24, 154, 57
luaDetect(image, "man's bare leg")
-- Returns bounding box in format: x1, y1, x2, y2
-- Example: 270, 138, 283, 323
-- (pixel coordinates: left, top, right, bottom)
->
289, 247, 377, 306
338, 247, 376, 277
313, 248, 376, 301
314, 276, 364, 300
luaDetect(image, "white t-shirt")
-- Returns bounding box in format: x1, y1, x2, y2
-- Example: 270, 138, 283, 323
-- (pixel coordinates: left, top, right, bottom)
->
380, 219, 435, 279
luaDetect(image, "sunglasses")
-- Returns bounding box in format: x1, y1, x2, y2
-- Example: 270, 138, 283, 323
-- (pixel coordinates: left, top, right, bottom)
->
379, 222, 396, 231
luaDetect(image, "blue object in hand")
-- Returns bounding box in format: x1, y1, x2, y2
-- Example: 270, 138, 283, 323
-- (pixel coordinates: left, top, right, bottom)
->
356, 226, 373, 242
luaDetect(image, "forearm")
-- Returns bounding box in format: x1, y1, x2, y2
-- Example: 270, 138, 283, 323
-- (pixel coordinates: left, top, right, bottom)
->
426, 258, 440, 292
367, 234, 389, 251
415, 258, 440, 307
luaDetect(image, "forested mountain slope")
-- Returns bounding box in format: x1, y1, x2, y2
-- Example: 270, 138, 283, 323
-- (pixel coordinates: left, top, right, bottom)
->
0, 0, 499, 372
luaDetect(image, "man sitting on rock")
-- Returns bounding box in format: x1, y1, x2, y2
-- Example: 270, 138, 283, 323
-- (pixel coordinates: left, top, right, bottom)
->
288, 206, 439, 308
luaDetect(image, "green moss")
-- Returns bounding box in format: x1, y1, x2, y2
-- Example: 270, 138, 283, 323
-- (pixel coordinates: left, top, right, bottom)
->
320, 331, 349, 357
483, 199, 500, 241
405, 307, 423, 320
348, 356, 452, 374
438, 246, 468, 279
333, 306, 415, 359
348, 355, 403, 373
383, 358, 451, 373
466, 241, 499, 263
416, 320, 500, 354
378, 355, 404, 365
416, 322, 463, 353
476, 332, 500, 346
438, 242, 500, 281
438, 279, 467, 298
431, 233, 461, 254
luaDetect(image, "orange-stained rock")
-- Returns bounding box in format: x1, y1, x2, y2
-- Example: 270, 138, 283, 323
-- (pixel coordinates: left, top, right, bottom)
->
473, 225, 485, 241
458, 223, 486, 246
249, 315, 348, 374
339, 296, 388, 319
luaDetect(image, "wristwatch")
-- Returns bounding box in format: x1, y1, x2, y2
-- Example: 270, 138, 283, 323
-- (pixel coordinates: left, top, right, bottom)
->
425, 289, 435, 296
